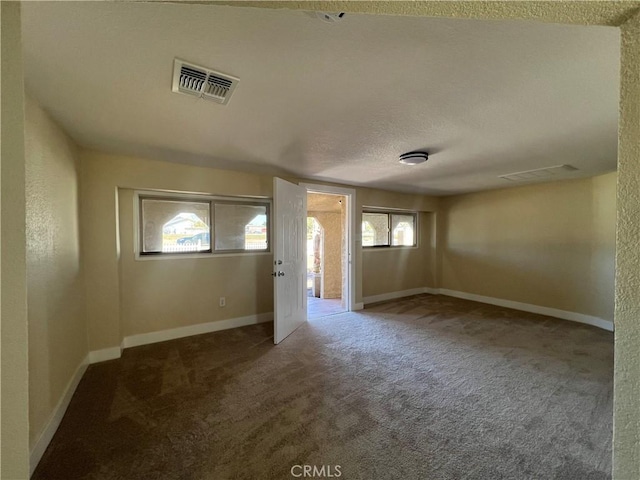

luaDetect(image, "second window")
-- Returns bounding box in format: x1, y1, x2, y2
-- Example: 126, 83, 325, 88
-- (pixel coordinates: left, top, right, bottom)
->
362, 211, 417, 247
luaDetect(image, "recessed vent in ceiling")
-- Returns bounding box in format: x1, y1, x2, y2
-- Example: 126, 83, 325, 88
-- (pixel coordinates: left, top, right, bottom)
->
499, 164, 578, 182
172, 59, 239, 105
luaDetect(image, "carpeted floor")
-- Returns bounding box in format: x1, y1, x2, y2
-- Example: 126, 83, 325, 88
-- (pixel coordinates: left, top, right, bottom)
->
33, 294, 613, 480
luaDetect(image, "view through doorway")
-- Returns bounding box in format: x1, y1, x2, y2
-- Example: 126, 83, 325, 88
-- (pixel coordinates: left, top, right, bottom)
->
307, 192, 348, 320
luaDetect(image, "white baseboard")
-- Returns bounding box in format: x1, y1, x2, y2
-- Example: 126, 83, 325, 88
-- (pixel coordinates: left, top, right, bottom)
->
88, 313, 274, 363
353, 302, 364, 311
30, 354, 89, 476
88, 346, 122, 364
361, 286, 613, 332
30, 313, 274, 474
438, 288, 614, 332
363, 287, 434, 305
122, 312, 274, 349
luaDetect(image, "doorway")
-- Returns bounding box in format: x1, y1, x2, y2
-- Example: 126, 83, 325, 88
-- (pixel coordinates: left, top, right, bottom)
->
302, 184, 356, 319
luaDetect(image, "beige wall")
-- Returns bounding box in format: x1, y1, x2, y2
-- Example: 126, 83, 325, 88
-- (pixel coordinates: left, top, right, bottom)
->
118, 189, 273, 337
357, 187, 439, 302
1, 2, 30, 477
440, 173, 616, 321
25, 96, 88, 449
363, 211, 436, 298
82, 152, 440, 349
615, 11, 640, 477
81, 151, 273, 350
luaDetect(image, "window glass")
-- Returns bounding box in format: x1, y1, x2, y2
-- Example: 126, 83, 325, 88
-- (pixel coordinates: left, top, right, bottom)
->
214, 204, 268, 251
391, 214, 416, 246
139, 195, 270, 256
362, 211, 417, 248
362, 213, 390, 246
141, 198, 211, 254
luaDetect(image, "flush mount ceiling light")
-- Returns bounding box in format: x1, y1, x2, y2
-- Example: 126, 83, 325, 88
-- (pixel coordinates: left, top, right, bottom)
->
399, 151, 429, 165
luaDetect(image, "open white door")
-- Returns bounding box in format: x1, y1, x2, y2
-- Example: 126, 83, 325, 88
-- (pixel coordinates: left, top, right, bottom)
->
273, 177, 307, 344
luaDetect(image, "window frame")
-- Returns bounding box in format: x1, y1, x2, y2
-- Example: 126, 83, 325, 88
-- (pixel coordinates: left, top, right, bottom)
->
211, 200, 271, 254
139, 195, 213, 256
362, 209, 418, 249
136, 191, 271, 259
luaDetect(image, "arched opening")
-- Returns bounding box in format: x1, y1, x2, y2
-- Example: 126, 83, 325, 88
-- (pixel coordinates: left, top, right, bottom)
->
245, 213, 268, 250
392, 221, 414, 247
306, 192, 349, 319
307, 217, 323, 296
362, 220, 375, 246
163, 213, 209, 252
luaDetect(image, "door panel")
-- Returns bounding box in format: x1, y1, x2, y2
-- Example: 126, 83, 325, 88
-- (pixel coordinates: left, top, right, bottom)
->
273, 177, 307, 344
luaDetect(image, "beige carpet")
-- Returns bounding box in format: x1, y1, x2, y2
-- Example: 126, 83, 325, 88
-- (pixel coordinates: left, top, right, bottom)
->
33, 294, 613, 479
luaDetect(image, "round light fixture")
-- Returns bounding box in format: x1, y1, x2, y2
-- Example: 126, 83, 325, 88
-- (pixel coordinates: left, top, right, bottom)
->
399, 151, 429, 165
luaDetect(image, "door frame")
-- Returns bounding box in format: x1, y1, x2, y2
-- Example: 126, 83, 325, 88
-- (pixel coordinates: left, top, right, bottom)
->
300, 183, 357, 312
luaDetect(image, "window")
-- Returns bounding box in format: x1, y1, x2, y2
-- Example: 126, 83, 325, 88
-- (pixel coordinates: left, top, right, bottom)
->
214, 203, 268, 252
139, 195, 269, 255
362, 211, 416, 247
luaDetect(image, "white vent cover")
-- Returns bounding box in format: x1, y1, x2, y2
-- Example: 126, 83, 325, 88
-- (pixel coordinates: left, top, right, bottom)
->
499, 164, 578, 182
172, 59, 239, 105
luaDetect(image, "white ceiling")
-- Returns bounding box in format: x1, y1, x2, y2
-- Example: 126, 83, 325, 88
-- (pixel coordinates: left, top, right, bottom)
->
21, 2, 619, 195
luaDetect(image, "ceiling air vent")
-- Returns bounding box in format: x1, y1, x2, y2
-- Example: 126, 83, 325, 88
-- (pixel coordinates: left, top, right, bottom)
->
499, 164, 578, 182
172, 59, 239, 105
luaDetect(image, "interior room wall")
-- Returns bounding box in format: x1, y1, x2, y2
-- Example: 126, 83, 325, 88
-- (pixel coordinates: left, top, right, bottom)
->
358, 188, 439, 302
81, 150, 274, 351
118, 188, 273, 338
82, 151, 440, 352
1, 2, 30, 476
25, 96, 88, 450
362, 211, 435, 299
440, 172, 616, 321
615, 12, 640, 476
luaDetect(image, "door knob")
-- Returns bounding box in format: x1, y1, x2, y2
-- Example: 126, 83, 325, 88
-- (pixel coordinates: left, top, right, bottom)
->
277, 260, 283, 265
277, 271, 285, 277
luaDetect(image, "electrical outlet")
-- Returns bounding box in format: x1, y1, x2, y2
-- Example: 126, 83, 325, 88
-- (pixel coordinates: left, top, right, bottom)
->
219, 297, 226, 307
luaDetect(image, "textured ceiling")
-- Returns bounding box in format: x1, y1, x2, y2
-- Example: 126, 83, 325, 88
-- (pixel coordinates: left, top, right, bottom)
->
21, 2, 620, 195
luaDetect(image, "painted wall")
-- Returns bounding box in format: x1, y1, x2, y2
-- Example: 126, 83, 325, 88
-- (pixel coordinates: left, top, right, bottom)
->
81, 150, 274, 351
440, 173, 616, 321
358, 187, 439, 302
615, 11, 640, 477
25, 96, 88, 449
362, 211, 435, 299
118, 188, 273, 337
82, 151, 440, 350
1, 2, 30, 477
